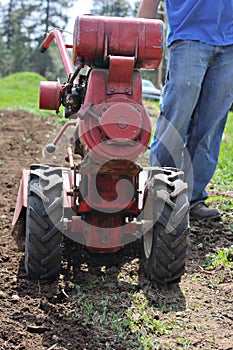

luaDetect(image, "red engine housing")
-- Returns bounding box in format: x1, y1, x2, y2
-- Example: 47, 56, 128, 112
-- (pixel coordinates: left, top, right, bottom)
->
78, 70, 152, 162
72, 15, 163, 163
73, 15, 163, 69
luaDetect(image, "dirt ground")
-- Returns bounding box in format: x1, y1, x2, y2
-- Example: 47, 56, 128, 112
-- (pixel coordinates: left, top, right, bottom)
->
0, 110, 232, 350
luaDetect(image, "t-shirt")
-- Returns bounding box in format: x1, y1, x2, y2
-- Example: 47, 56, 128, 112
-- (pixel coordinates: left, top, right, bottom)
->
166, 0, 233, 46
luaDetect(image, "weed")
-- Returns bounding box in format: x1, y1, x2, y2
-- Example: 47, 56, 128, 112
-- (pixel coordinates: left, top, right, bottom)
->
208, 112, 233, 199
205, 246, 233, 270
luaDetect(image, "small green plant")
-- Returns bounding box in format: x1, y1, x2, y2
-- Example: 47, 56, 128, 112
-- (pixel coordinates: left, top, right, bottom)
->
205, 246, 233, 270
126, 292, 173, 349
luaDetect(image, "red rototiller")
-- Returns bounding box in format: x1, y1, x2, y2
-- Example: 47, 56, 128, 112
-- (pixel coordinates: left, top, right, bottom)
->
12, 15, 189, 284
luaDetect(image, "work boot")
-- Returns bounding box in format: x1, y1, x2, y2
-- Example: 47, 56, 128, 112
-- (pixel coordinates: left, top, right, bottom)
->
190, 202, 221, 221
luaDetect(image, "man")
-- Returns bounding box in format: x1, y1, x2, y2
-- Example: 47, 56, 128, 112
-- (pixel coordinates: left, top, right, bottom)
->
138, 0, 233, 220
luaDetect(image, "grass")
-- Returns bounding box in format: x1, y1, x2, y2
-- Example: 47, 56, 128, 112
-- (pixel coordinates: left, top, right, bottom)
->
210, 113, 233, 191
0, 72, 59, 117
69, 276, 190, 350
206, 112, 233, 220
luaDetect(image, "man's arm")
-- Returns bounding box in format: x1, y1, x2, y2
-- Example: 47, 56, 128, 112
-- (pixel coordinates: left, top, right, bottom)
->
138, 0, 160, 18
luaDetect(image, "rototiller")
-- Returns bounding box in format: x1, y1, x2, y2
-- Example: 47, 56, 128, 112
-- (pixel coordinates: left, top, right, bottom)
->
13, 15, 189, 284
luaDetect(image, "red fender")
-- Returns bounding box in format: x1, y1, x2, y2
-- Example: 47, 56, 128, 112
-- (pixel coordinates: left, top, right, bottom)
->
12, 170, 30, 226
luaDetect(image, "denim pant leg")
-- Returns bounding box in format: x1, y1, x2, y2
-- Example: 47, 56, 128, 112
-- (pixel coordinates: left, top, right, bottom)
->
149, 41, 233, 202
186, 112, 228, 205
185, 45, 233, 204
150, 41, 212, 177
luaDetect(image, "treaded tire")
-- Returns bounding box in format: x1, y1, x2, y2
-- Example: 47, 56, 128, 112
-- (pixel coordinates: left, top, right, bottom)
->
25, 164, 63, 280
142, 167, 189, 285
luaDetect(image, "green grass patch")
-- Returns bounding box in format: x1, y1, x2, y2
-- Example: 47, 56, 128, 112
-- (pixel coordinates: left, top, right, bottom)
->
211, 112, 233, 189
70, 282, 190, 350
205, 246, 233, 270
0, 72, 58, 117
207, 112, 233, 213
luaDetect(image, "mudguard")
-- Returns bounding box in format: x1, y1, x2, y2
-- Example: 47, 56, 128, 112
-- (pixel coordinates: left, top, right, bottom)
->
12, 169, 30, 226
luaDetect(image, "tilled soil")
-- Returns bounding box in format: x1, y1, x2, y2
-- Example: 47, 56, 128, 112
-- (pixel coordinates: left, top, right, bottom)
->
0, 110, 232, 350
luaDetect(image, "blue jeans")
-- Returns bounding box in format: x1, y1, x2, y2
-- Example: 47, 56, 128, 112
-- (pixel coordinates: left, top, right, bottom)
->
149, 40, 233, 204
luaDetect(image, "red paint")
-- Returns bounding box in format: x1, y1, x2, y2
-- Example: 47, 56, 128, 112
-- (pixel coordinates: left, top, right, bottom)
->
13, 15, 163, 252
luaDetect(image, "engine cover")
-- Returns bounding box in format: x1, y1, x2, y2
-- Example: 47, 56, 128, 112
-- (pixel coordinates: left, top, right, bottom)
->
73, 15, 163, 69
79, 101, 151, 162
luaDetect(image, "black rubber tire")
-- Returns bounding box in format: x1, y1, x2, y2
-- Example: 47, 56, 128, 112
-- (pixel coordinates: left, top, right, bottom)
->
25, 165, 63, 280
142, 167, 189, 285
